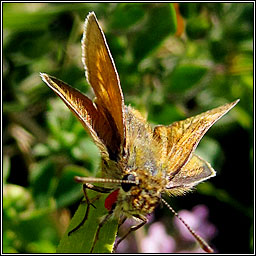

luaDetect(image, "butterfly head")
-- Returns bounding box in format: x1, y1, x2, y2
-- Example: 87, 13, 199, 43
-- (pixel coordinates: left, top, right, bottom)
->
115, 168, 166, 215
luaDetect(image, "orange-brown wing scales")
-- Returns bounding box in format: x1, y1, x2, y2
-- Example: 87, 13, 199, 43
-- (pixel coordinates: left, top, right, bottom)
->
82, 12, 125, 151
152, 125, 169, 167
166, 154, 215, 195
40, 73, 110, 155
154, 100, 239, 180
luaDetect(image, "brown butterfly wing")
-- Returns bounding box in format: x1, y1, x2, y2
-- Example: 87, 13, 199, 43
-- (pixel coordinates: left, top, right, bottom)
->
82, 12, 125, 157
166, 153, 215, 195
154, 100, 239, 188
41, 73, 111, 157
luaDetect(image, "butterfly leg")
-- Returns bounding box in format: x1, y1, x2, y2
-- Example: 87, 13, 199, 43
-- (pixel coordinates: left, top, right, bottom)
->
90, 208, 114, 253
113, 214, 147, 252
68, 183, 112, 236
118, 216, 127, 230
84, 183, 113, 193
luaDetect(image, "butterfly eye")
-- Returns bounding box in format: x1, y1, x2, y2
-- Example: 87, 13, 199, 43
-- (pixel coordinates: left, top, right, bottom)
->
121, 174, 136, 192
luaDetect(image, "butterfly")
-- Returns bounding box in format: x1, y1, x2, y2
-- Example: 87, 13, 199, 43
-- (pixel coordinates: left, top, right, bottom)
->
41, 11, 239, 253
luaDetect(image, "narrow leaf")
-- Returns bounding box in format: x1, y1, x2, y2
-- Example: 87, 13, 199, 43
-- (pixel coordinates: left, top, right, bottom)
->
57, 190, 118, 253
133, 3, 177, 62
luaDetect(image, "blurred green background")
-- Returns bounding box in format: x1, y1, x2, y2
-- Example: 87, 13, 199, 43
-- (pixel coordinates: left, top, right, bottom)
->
3, 3, 253, 253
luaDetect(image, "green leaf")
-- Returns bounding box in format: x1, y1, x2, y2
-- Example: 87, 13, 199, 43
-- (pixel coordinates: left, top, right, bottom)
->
186, 16, 212, 39
54, 165, 89, 208
3, 3, 91, 30
3, 155, 11, 184
148, 103, 183, 125
30, 159, 57, 208
57, 191, 118, 253
132, 4, 177, 62
167, 64, 208, 92
110, 3, 145, 29
179, 3, 203, 18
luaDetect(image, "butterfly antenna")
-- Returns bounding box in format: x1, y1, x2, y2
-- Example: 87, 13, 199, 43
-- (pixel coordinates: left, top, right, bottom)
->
74, 176, 138, 185
161, 198, 214, 253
